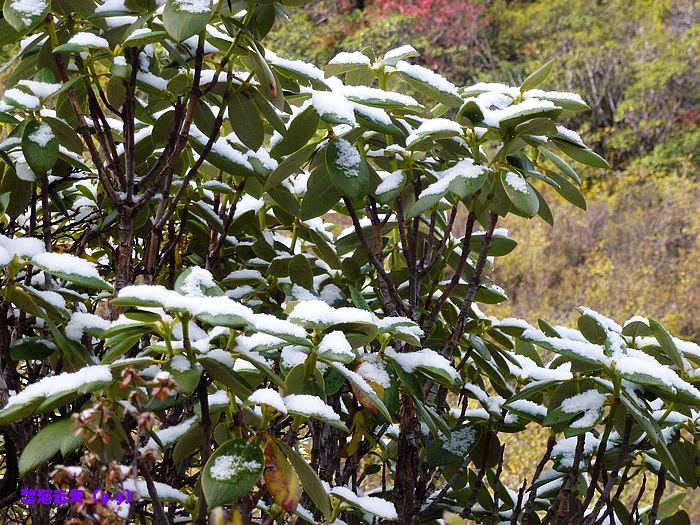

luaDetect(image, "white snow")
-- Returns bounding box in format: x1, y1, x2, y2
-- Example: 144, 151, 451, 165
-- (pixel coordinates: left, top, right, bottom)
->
331, 486, 397, 520
265, 50, 325, 83
560, 390, 607, 428
28, 122, 54, 147
248, 388, 287, 414
556, 126, 585, 146
419, 158, 486, 198
7, 0, 48, 25
284, 394, 340, 421
552, 433, 600, 469
0, 247, 10, 266
281, 345, 309, 369
329, 51, 370, 66
396, 61, 459, 97
482, 98, 559, 127
122, 478, 188, 503
504, 172, 528, 193
318, 331, 354, 357
205, 348, 235, 367
376, 170, 404, 195
190, 126, 253, 171
577, 306, 622, 333
407, 118, 462, 146
4, 88, 40, 109
32, 252, 101, 279
356, 358, 391, 389
169, 355, 191, 372
333, 139, 362, 177
2, 365, 111, 410
383, 45, 417, 62
521, 329, 611, 366
0, 234, 44, 258
385, 348, 459, 382
136, 71, 168, 90
337, 84, 420, 107
142, 416, 197, 451
312, 91, 357, 126
252, 312, 308, 339
507, 399, 547, 418
225, 269, 264, 281
118, 285, 255, 322
612, 348, 700, 401
352, 103, 393, 126
523, 89, 586, 105
464, 82, 520, 99
442, 426, 479, 455
180, 266, 216, 297
289, 300, 376, 326
95, 0, 128, 12
209, 454, 261, 480
172, 0, 210, 13
17, 80, 60, 99
68, 32, 110, 49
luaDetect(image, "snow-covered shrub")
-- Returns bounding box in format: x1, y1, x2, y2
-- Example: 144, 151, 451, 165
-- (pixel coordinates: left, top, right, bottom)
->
0, 1, 695, 524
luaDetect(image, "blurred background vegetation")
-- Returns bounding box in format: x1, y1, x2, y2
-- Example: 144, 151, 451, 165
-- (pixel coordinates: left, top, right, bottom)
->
265, 0, 700, 516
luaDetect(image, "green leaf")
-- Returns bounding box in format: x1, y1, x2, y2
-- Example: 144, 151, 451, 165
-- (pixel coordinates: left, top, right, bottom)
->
307, 229, 342, 269
202, 439, 264, 508
275, 438, 332, 520
398, 67, 462, 108
545, 169, 586, 210
265, 142, 316, 190
537, 146, 581, 184
44, 116, 83, 154
620, 390, 679, 478
19, 417, 82, 476
324, 138, 370, 201
551, 139, 609, 169
229, 90, 264, 151
163, 0, 211, 41
3, 0, 50, 32
271, 105, 319, 157
22, 120, 59, 176
649, 319, 684, 371
9, 336, 56, 360
520, 60, 554, 92
501, 172, 539, 217
300, 163, 341, 220
331, 363, 392, 423
405, 191, 445, 219
164, 356, 201, 396
288, 254, 314, 291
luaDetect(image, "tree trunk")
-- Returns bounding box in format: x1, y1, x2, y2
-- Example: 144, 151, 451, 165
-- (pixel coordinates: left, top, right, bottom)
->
394, 394, 420, 524
115, 208, 134, 295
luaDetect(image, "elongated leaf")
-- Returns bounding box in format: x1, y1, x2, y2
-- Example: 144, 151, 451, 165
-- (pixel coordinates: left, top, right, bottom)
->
649, 319, 684, 371
501, 171, 539, 217
202, 439, 264, 508
163, 0, 211, 41
3, 0, 50, 32
229, 90, 264, 151
275, 438, 332, 520
324, 138, 369, 201
19, 417, 82, 475
263, 437, 301, 514
520, 60, 554, 92
22, 120, 59, 176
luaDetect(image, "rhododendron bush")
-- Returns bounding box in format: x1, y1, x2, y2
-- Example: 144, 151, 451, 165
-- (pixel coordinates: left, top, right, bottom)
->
0, 1, 697, 524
